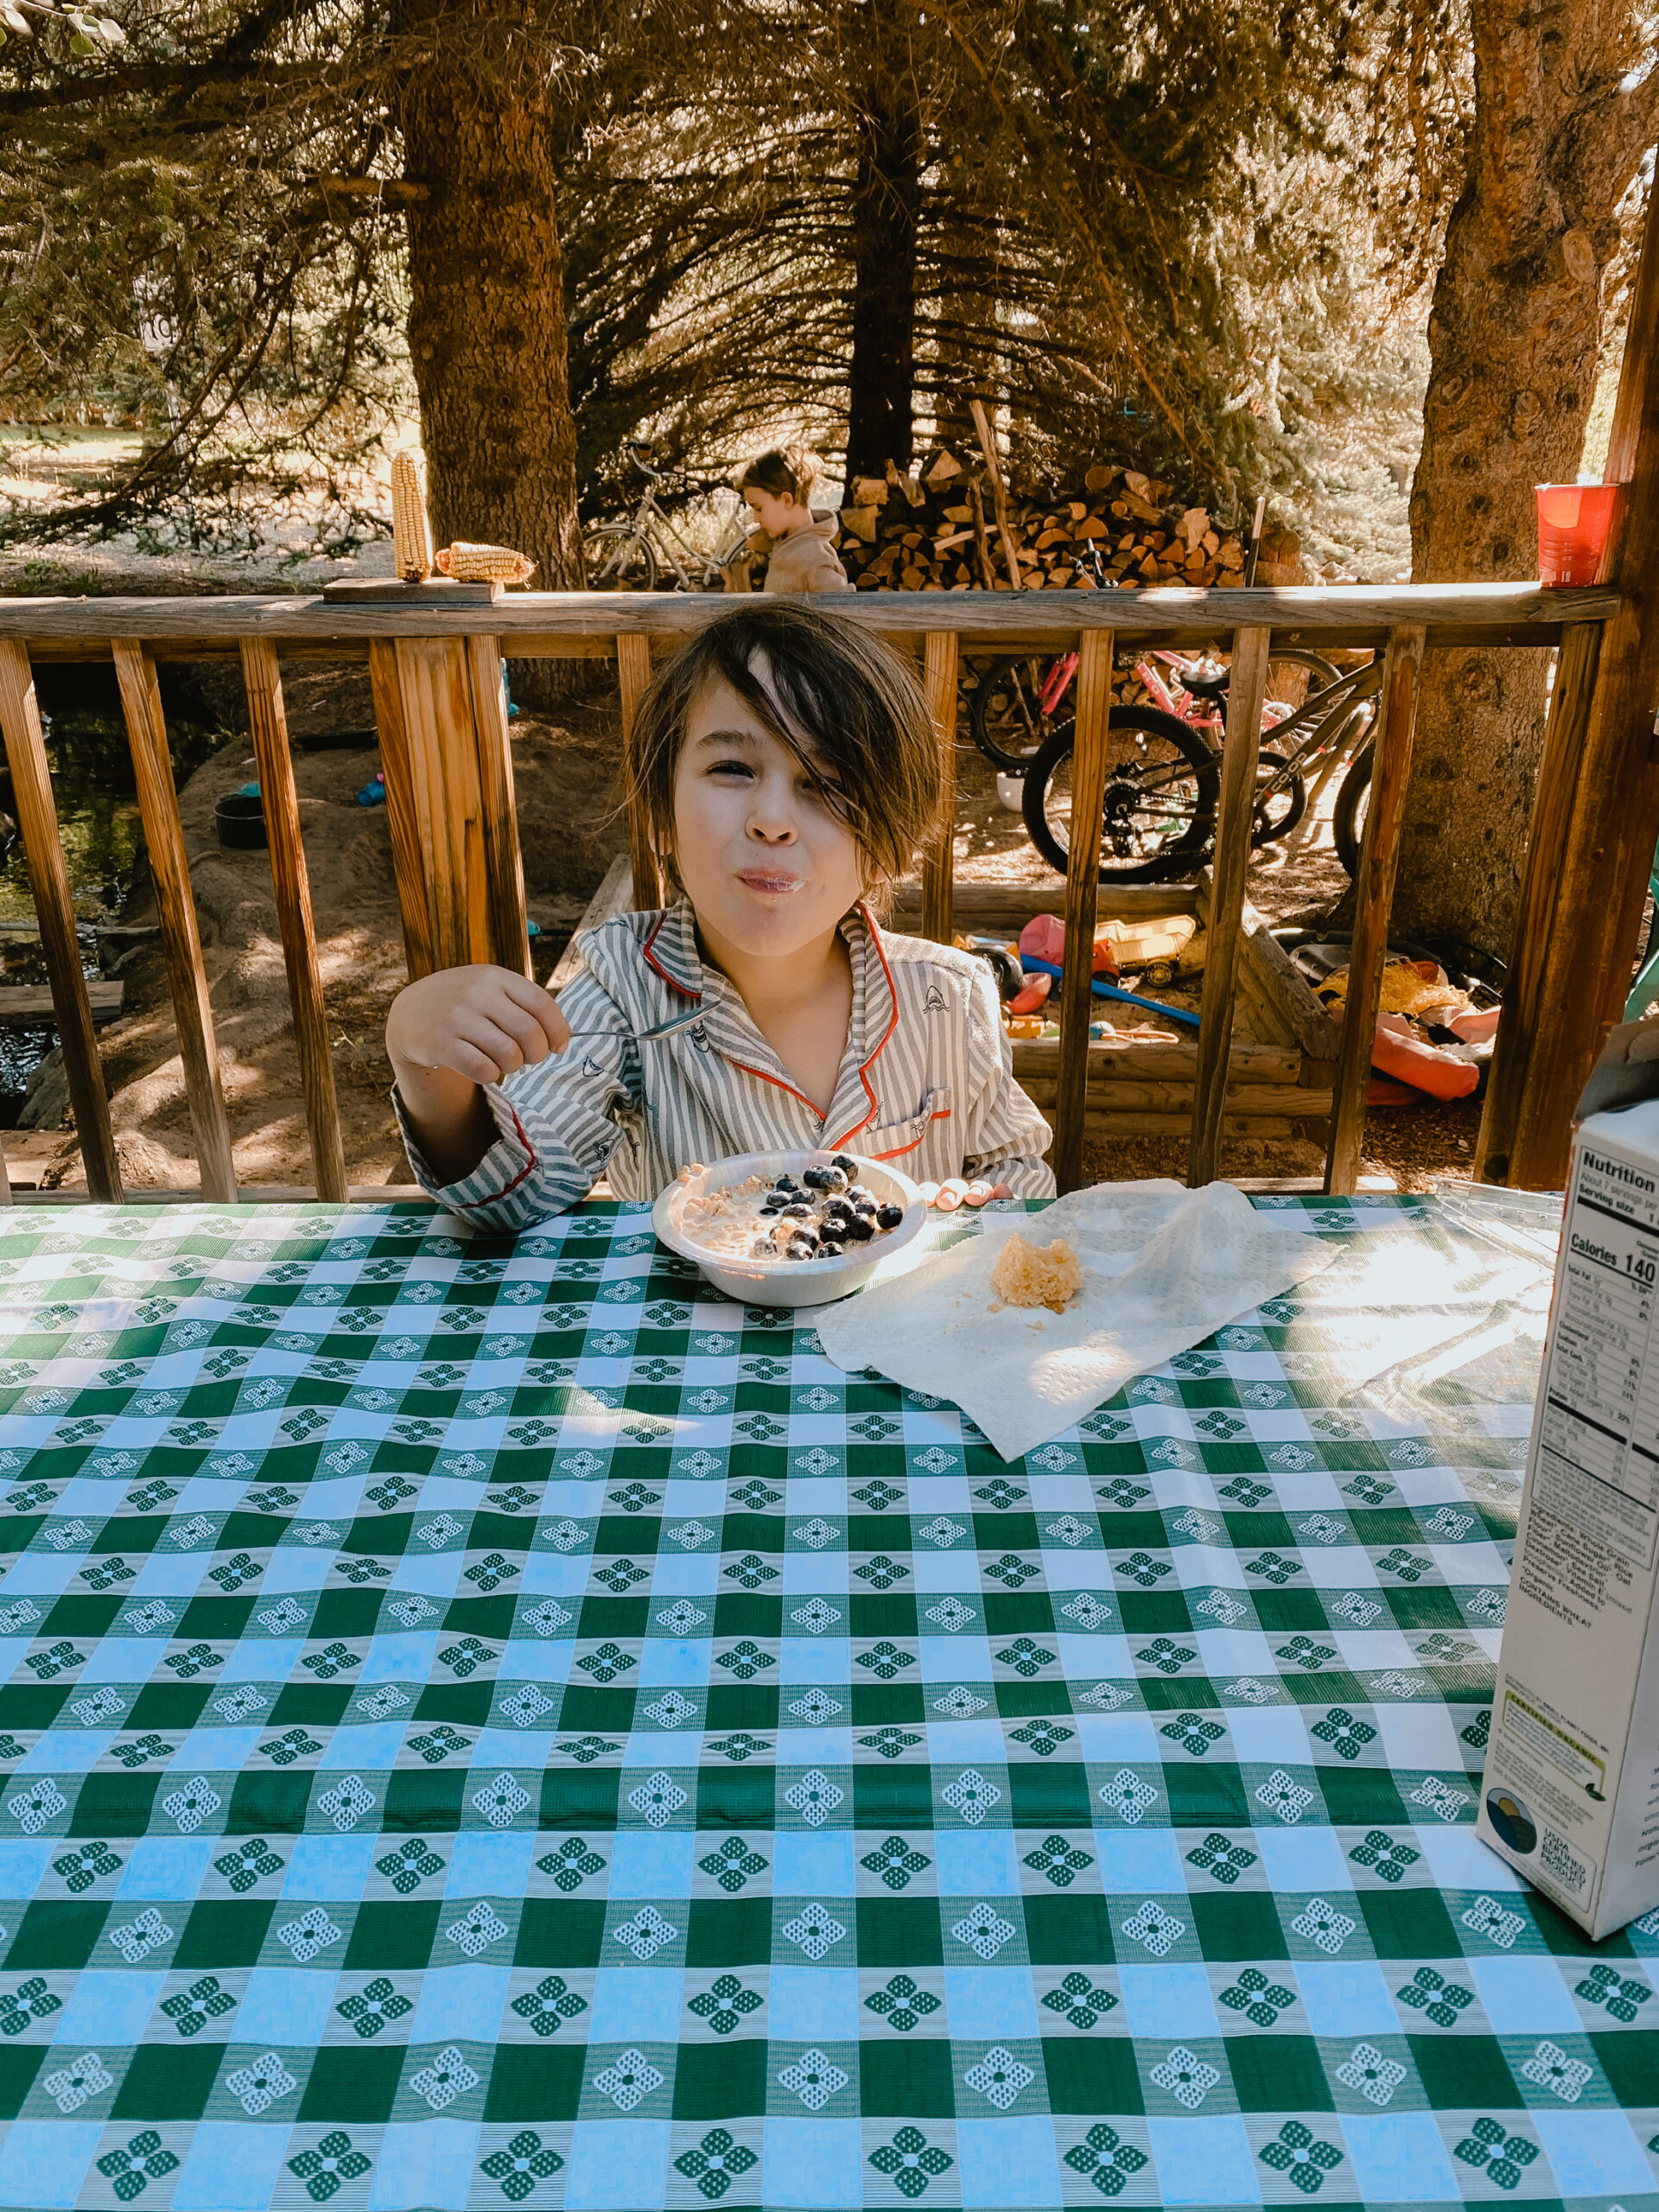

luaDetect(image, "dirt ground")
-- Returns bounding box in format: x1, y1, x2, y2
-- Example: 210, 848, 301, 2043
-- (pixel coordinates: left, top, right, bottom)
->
13, 661, 1481, 1197
19, 664, 632, 1192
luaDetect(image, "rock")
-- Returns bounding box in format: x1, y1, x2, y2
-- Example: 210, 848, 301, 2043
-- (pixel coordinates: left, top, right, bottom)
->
18, 1046, 69, 1130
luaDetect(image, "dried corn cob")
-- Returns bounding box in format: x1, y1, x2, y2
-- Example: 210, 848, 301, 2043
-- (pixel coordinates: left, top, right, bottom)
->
437, 540, 535, 584
391, 450, 433, 581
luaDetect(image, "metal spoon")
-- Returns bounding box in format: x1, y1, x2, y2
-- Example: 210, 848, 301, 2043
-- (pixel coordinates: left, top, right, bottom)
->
558, 1004, 706, 1046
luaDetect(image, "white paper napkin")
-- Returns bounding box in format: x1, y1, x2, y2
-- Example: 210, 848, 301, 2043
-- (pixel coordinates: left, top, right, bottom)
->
816, 1179, 1336, 1460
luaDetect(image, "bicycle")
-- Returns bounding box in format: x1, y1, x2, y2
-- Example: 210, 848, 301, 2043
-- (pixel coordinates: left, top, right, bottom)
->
986, 639, 1382, 884
582, 442, 754, 591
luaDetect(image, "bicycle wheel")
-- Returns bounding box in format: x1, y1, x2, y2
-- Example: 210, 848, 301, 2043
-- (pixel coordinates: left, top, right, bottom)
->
1021, 707, 1220, 883
1250, 749, 1307, 848
967, 656, 1070, 771
1263, 649, 1342, 720
581, 524, 657, 591
1332, 745, 1374, 878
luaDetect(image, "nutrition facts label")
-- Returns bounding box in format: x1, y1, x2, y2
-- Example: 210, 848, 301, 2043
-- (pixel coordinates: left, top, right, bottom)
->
1535, 1144, 1659, 1567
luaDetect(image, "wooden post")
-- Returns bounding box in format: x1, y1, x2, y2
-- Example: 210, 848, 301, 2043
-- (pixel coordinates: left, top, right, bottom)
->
616, 633, 659, 908
368, 638, 436, 980
239, 637, 347, 1203
1487, 178, 1659, 1186
1473, 623, 1601, 1180
1188, 626, 1272, 1185
1052, 629, 1116, 1192
467, 638, 532, 980
1324, 624, 1427, 1193
920, 629, 960, 944
0, 639, 121, 1201
390, 639, 491, 971
111, 639, 236, 1203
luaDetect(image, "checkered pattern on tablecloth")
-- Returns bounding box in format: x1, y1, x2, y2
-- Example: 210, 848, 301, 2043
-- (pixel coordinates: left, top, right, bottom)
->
0, 1197, 1653, 2212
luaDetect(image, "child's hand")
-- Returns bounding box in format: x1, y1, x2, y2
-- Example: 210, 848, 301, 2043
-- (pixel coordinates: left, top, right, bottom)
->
918, 1179, 1012, 1211
387, 966, 569, 1088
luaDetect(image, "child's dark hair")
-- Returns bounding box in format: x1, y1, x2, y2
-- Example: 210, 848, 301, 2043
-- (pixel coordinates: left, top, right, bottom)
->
734, 447, 817, 505
624, 603, 941, 893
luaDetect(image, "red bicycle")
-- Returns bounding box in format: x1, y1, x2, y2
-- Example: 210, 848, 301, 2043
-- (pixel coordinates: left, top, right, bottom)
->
966, 639, 1380, 883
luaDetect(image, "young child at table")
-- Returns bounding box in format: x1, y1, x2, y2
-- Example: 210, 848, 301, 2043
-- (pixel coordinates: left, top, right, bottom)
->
734, 448, 853, 594
385, 602, 1055, 1232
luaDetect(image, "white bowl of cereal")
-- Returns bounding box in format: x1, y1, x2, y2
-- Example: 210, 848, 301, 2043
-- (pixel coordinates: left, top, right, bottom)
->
652, 1148, 928, 1306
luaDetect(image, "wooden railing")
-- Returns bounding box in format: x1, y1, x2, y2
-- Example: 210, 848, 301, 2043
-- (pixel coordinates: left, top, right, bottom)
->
0, 578, 1637, 1208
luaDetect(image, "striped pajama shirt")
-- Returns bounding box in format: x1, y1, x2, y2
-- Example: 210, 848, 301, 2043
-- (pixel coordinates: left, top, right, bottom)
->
393, 899, 1056, 1231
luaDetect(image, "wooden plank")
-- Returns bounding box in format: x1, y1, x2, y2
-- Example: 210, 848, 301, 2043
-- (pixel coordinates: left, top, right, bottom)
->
0, 640, 121, 1200
111, 639, 237, 1203
467, 636, 532, 980
1231, 957, 1299, 1051
920, 630, 960, 943
548, 853, 634, 992
1052, 629, 1116, 1192
0, 583, 1620, 653
239, 637, 347, 1204
1474, 623, 1601, 1179
10, 1184, 432, 1205
1019, 1077, 1332, 1116
892, 880, 1198, 929
391, 637, 489, 971
1188, 626, 1272, 1185
1013, 1037, 1300, 1083
0, 980, 123, 1022
1324, 625, 1427, 1194
368, 638, 436, 979
1038, 1107, 1298, 1141
1194, 874, 1343, 1060
1243, 923, 1341, 1060
616, 632, 660, 910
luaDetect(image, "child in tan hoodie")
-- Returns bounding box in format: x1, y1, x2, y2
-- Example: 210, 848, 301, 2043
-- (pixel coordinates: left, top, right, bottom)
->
735, 448, 854, 593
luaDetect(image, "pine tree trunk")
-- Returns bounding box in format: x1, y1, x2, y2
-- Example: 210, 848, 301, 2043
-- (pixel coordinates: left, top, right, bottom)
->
931, 194, 1000, 449
394, 0, 583, 606
845, 7, 924, 478
1393, 0, 1652, 956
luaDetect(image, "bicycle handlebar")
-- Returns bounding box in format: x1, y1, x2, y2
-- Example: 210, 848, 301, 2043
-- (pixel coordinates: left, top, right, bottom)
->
626, 444, 732, 500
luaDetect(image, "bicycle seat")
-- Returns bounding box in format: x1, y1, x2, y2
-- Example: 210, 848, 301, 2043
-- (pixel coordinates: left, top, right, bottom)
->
1175, 663, 1229, 701
627, 442, 662, 482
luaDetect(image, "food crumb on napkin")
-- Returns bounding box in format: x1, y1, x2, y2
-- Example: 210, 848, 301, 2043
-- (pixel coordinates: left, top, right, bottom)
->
989, 1233, 1082, 1313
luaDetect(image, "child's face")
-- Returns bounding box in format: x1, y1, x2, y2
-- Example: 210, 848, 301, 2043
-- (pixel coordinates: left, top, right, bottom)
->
672, 667, 867, 963
742, 486, 799, 538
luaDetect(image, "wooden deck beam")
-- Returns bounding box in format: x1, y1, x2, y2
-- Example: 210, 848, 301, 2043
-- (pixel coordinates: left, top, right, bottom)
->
1188, 627, 1272, 1185
112, 639, 237, 1204
0, 582, 1618, 660
240, 638, 348, 1203
0, 639, 122, 1202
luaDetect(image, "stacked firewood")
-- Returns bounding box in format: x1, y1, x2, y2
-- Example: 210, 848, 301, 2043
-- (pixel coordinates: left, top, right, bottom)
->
836, 447, 1249, 592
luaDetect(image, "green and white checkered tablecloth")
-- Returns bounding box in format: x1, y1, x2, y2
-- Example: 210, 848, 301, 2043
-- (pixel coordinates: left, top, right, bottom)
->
0, 1195, 1653, 2212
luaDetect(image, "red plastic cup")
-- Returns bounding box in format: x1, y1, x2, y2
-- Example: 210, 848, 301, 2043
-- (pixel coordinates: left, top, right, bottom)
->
1535, 483, 1620, 586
